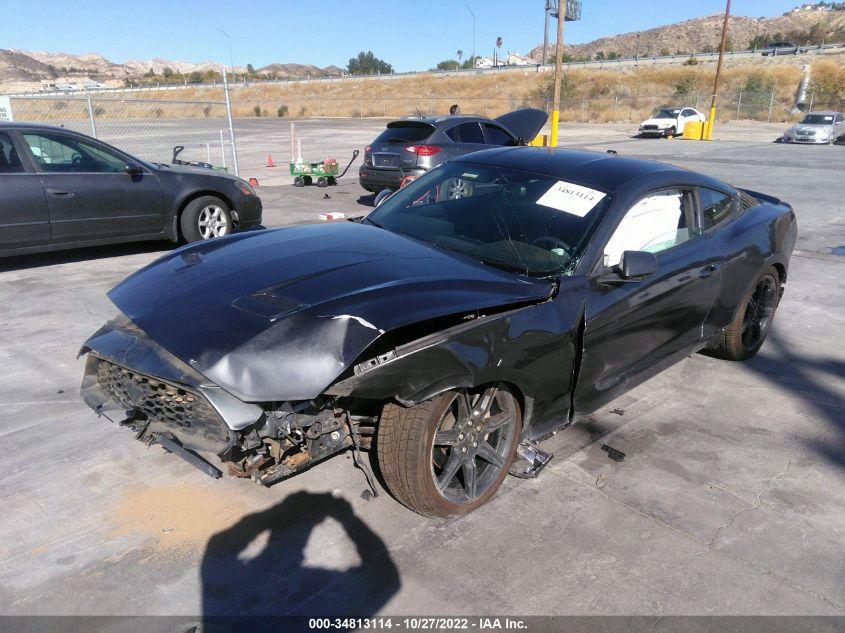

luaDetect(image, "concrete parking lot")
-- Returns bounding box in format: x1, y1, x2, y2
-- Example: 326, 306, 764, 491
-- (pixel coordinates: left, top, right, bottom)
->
1, 120, 844, 626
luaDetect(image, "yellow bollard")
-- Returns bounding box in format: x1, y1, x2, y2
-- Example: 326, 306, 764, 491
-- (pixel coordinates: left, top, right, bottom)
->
703, 106, 718, 140
550, 110, 560, 147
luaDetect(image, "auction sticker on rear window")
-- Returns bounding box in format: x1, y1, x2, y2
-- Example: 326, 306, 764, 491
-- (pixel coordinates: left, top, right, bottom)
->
537, 181, 606, 217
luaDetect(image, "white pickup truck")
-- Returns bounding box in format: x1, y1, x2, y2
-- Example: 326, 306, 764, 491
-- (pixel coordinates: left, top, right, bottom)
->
638, 107, 705, 138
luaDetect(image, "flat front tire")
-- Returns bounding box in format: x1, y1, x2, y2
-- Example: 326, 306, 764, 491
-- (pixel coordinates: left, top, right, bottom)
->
377, 385, 521, 518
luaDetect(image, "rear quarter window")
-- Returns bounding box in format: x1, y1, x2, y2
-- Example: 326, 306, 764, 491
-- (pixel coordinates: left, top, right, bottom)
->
374, 125, 433, 144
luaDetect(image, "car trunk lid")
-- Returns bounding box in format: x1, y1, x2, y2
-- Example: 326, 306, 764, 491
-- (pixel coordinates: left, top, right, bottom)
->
366, 120, 436, 171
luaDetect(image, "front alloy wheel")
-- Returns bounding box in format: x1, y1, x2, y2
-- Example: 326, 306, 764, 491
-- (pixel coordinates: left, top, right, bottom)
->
198, 204, 231, 239
377, 385, 521, 517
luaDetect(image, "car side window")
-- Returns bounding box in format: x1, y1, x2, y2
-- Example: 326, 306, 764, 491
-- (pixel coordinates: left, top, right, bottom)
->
699, 187, 735, 231
22, 132, 127, 173
682, 109, 694, 117
0, 132, 25, 173
483, 123, 517, 146
453, 122, 486, 144
603, 188, 693, 267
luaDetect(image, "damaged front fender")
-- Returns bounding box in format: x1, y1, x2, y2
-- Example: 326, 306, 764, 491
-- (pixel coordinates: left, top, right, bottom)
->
326, 297, 584, 441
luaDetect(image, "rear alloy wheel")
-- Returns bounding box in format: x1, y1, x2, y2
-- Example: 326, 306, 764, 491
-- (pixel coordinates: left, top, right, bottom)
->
713, 266, 781, 361
377, 385, 521, 518
180, 195, 233, 243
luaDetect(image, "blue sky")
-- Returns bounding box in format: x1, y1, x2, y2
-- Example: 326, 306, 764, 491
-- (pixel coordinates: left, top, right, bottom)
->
0, 0, 803, 72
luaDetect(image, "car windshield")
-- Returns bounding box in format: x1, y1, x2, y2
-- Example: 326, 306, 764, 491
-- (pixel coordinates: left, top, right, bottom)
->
800, 114, 835, 125
654, 109, 681, 119
364, 162, 612, 278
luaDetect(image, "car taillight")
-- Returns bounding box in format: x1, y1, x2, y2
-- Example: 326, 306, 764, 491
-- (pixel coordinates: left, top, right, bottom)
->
406, 145, 442, 156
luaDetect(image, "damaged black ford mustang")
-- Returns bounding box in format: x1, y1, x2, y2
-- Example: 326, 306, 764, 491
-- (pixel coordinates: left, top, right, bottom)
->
80, 147, 797, 517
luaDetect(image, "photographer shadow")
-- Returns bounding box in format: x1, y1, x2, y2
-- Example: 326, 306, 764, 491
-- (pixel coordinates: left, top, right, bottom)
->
200, 490, 400, 629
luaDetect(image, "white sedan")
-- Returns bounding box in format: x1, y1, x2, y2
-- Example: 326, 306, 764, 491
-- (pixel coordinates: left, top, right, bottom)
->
639, 107, 705, 138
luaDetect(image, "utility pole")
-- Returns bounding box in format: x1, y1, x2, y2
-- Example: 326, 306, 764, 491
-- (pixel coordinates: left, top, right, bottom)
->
551, 1, 566, 146
704, 0, 731, 140
543, 0, 552, 64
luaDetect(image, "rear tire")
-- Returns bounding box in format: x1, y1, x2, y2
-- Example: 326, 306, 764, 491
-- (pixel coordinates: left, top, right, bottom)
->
180, 196, 232, 243
712, 266, 781, 361
376, 386, 521, 518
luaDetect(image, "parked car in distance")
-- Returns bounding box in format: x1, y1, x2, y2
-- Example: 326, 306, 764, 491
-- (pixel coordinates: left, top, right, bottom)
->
81, 147, 796, 518
359, 108, 548, 193
0, 122, 262, 258
780, 111, 845, 144
761, 42, 807, 56
638, 107, 705, 138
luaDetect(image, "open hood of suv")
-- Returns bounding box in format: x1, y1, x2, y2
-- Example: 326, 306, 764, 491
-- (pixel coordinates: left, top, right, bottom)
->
495, 108, 549, 143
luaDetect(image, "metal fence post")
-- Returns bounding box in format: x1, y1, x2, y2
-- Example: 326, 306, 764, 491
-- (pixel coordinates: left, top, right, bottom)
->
736, 91, 743, 119
86, 91, 97, 138
222, 68, 239, 177
767, 88, 775, 121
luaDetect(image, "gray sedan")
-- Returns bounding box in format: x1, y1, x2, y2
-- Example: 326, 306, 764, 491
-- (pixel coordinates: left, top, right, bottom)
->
781, 111, 845, 145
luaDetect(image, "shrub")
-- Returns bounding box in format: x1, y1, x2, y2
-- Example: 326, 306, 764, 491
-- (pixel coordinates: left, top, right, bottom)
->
684, 57, 699, 66
277, 104, 289, 117
253, 105, 262, 117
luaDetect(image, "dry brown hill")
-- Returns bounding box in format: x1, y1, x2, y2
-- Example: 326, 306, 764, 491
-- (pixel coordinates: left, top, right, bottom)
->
530, 9, 845, 60
0, 49, 343, 92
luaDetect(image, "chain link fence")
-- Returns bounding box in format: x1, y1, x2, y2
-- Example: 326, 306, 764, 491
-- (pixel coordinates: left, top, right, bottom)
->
5, 94, 237, 170
227, 91, 844, 123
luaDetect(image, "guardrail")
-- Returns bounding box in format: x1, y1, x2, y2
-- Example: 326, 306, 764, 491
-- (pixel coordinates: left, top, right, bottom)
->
6, 42, 845, 98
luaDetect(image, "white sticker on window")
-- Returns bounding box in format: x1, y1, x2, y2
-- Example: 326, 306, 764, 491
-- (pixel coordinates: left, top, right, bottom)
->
536, 181, 606, 217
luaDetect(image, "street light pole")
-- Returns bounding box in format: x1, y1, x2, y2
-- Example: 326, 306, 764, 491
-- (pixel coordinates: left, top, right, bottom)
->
465, 5, 476, 65
551, 2, 566, 147
216, 27, 234, 75
704, 0, 731, 140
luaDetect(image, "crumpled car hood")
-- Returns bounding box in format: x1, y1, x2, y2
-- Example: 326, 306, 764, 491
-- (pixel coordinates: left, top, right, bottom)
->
107, 221, 552, 402
641, 118, 673, 126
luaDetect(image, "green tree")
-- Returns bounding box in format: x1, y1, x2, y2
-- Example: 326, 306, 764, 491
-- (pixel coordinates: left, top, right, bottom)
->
189, 71, 204, 83
162, 66, 174, 78
347, 51, 393, 75
247, 63, 256, 75
435, 59, 459, 71
461, 55, 480, 69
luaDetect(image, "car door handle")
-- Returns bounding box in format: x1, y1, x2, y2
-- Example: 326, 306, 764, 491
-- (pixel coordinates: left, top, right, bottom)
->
46, 189, 74, 197
699, 262, 722, 278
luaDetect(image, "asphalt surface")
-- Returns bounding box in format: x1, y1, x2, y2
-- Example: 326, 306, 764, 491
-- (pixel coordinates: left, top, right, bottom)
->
1, 120, 844, 626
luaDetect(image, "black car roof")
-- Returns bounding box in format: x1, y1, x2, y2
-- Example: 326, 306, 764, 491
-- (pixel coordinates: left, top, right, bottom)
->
0, 121, 83, 133
453, 146, 725, 192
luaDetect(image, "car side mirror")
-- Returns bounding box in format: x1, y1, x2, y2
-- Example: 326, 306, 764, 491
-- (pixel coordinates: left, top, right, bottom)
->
596, 251, 658, 285
620, 250, 658, 279
125, 164, 142, 176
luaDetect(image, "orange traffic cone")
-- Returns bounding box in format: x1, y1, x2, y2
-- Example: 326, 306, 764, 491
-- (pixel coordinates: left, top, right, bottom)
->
266, 154, 275, 168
